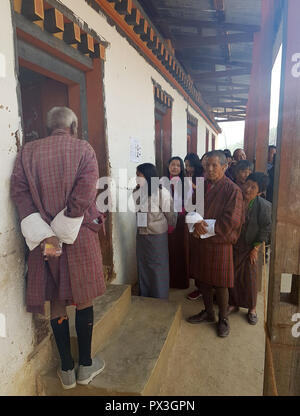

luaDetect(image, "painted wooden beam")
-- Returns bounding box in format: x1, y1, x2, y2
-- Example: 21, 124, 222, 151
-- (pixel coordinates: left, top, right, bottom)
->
124, 7, 141, 25
133, 17, 148, 35
21, 0, 44, 21
44, 8, 64, 34
115, 0, 132, 15
63, 22, 81, 45
79, 34, 95, 54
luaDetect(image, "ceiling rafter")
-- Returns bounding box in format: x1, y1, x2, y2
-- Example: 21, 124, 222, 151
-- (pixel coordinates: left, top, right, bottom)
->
188, 58, 252, 69
208, 101, 248, 107
135, 0, 259, 123
175, 32, 254, 48
193, 68, 251, 80
202, 89, 249, 96
196, 80, 250, 88
155, 16, 260, 33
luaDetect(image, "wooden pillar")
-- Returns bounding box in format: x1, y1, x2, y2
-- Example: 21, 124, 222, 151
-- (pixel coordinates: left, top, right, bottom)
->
263, 0, 300, 396
244, 1, 275, 171
244, 32, 260, 164
255, 1, 275, 172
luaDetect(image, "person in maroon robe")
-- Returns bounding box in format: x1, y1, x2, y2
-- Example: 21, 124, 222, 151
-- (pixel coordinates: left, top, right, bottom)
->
167, 156, 190, 289
186, 150, 244, 337
11, 107, 106, 389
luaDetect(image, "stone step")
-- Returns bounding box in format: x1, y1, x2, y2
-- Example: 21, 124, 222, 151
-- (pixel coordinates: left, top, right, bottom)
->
68, 284, 132, 361
40, 296, 181, 396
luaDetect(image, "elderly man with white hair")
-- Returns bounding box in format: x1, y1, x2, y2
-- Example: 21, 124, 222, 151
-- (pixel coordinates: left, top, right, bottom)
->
11, 107, 106, 389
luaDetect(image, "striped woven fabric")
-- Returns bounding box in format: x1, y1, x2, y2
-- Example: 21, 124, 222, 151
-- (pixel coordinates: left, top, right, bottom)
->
190, 175, 244, 288
11, 130, 106, 314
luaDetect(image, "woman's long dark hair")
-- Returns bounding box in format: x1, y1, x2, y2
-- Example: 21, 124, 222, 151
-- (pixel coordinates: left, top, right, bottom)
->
184, 153, 204, 179
136, 163, 159, 196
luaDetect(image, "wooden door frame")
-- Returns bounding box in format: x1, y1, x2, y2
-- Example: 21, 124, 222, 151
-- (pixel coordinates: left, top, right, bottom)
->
187, 121, 198, 154
212, 134, 216, 150
205, 128, 210, 153
155, 101, 172, 176
11, 5, 114, 283
17, 38, 89, 140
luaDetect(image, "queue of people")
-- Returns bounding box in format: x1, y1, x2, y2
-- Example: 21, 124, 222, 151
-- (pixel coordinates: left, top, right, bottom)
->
134, 147, 272, 338
9, 105, 273, 390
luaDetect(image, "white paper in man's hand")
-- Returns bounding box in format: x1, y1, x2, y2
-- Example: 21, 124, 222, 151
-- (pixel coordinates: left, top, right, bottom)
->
185, 212, 216, 239
200, 219, 216, 239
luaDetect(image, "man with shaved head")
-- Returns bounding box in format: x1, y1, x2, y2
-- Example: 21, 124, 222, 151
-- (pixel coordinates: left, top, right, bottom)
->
11, 107, 106, 389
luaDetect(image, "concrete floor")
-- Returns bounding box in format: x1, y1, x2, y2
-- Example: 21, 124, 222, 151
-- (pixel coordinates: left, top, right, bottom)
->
159, 281, 266, 396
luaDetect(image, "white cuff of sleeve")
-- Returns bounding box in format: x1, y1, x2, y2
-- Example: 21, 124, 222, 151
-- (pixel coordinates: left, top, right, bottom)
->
185, 212, 203, 233
50, 208, 84, 244
21, 213, 56, 251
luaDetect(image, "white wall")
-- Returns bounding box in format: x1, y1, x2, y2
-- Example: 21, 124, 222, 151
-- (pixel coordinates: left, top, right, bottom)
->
0, 0, 35, 396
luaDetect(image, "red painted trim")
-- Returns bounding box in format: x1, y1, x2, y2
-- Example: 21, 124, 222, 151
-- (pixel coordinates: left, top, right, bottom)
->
19, 57, 75, 85
16, 27, 92, 72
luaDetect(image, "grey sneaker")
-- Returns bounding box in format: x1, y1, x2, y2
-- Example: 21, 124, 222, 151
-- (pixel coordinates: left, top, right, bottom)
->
77, 356, 105, 385
57, 368, 76, 390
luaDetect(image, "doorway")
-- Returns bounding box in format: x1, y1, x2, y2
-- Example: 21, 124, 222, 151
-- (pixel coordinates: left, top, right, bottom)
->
155, 101, 172, 177
19, 67, 70, 142
187, 122, 197, 154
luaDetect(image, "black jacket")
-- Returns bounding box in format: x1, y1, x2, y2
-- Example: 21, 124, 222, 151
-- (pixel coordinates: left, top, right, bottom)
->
245, 196, 272, 246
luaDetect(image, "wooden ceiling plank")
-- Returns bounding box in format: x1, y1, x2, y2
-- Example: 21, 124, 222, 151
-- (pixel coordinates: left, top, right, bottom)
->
155, 17, 260, 33
202, 89, 249, 96
197, 80, 250, 88
193, 68, 250, 80
175, 32, 254, 48
184, 57, 252, 70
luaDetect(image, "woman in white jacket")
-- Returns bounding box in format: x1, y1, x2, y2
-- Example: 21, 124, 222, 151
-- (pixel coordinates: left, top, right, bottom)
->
134, 163, 177, 299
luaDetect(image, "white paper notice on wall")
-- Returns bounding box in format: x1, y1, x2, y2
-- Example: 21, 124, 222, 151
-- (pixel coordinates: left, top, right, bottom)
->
130, 138, 142, 163
0, 313, 6, 338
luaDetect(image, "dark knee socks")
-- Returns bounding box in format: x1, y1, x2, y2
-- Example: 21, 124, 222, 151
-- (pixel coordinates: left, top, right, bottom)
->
198, 282, 214, 315
75, 306, 94, 367
198, 283, 229, 320
50, 317, 74, 372
215, 287, 229, 320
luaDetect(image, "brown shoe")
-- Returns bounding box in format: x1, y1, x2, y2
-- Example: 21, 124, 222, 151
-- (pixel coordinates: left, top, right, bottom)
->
247, 312, 258, 325
186, 309, 216, 324
217, 318, 230, 337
